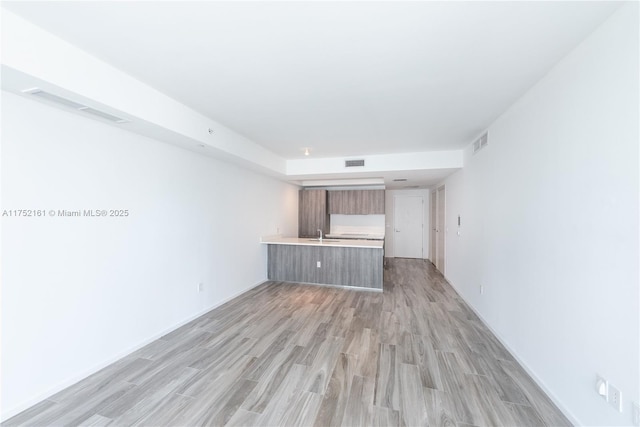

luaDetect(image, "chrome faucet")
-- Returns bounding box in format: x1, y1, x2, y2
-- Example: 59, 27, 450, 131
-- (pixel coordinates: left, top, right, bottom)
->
317, 229, 323, 242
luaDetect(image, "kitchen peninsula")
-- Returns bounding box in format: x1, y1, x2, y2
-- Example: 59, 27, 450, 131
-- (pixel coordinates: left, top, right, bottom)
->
261, 237, 383, 290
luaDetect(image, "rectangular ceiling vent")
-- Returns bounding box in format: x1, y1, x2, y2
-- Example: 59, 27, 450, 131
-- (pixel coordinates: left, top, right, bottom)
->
345, 159, 365, 168
472, 132, 489, 154
79, 107, 128, 123
22, 88, 129, 124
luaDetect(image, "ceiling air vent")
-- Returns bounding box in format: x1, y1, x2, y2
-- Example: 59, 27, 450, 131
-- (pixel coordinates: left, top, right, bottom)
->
78, 107, 128, 123
472, 132, 489, 154
22, 88, 129, 124
25, 89, 87, 109
345, 159, 365, 168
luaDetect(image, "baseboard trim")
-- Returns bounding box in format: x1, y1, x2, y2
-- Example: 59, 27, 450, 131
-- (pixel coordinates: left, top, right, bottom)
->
0, 278, 268, 422
443, 274, 580, 426
272, 279, 383, 293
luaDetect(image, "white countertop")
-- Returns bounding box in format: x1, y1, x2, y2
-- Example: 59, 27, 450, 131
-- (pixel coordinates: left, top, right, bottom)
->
260, 236, 384, 249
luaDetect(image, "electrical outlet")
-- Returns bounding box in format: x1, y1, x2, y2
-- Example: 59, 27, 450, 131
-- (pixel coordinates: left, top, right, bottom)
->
608, 383, 622, 412
317, 261, 321, 268
480, 285, 484, 295
632, 402, 640, 426
197, 283, 204, 293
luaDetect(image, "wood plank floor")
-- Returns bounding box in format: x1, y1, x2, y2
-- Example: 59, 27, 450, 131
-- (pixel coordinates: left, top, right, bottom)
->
4, 259, 572, 427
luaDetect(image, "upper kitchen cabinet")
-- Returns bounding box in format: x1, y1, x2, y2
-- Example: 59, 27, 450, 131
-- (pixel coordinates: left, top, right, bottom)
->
365, 190, 385, 214
298, 189, 330, 238
328, 190, 385, 215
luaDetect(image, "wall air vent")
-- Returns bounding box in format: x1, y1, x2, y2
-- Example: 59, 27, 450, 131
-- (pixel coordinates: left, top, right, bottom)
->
472, 132, 489, 154
345, 159, 365, 168
22, 88, 129, 124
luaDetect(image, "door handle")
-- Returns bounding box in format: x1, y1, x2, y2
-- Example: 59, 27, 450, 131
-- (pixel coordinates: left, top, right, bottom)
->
395, 229, 400, 232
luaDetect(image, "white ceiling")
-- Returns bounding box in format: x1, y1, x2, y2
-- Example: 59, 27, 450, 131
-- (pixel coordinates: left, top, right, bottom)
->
3, 1, 620, 161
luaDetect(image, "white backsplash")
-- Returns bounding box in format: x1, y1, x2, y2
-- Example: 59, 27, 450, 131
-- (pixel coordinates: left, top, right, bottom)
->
330, 214, 385, 236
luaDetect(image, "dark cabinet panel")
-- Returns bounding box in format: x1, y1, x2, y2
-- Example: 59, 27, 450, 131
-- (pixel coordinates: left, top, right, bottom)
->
368, 190, 385, 214
267, 244, 383, 289
299, 190, 330, 238
328, 190, 385, 215
267, 244, 320, 283
327, 190, 343, 214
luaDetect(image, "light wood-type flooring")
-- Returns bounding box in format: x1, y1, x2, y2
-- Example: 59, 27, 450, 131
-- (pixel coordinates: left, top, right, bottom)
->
4, 259, 572, 426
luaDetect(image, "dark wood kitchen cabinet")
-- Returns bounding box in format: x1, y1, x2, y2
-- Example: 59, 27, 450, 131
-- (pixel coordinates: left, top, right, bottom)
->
365, 190, 385, 214
267, 244, 383, 289
298, 189, 330, 238
327, 190, 344, 214
328, 190, 385, 215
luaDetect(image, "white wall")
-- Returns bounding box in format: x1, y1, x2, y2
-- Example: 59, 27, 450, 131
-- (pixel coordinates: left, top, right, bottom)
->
0, 91, 299, 420
330, 214, 385, 236
384, 189, 430, 259
287, 150, 464, 177
439, 4, 638, 426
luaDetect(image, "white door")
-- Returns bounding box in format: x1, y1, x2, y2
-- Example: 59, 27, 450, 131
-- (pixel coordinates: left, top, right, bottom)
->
436, 186, 446, 272
394, 195, 423, 259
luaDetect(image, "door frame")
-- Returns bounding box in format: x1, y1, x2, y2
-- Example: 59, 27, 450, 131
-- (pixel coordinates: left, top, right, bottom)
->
430, 190, 436, 265
435, 185, 446, 274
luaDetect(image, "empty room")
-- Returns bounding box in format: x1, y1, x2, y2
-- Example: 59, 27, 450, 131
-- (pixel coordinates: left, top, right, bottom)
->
1, 1, 638, 426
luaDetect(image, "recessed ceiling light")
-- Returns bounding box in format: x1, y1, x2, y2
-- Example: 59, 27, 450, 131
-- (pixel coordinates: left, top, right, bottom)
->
393, 178, 407, 182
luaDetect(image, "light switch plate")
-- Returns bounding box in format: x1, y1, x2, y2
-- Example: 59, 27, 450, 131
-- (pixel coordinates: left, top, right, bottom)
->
608, 383, 622, 412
